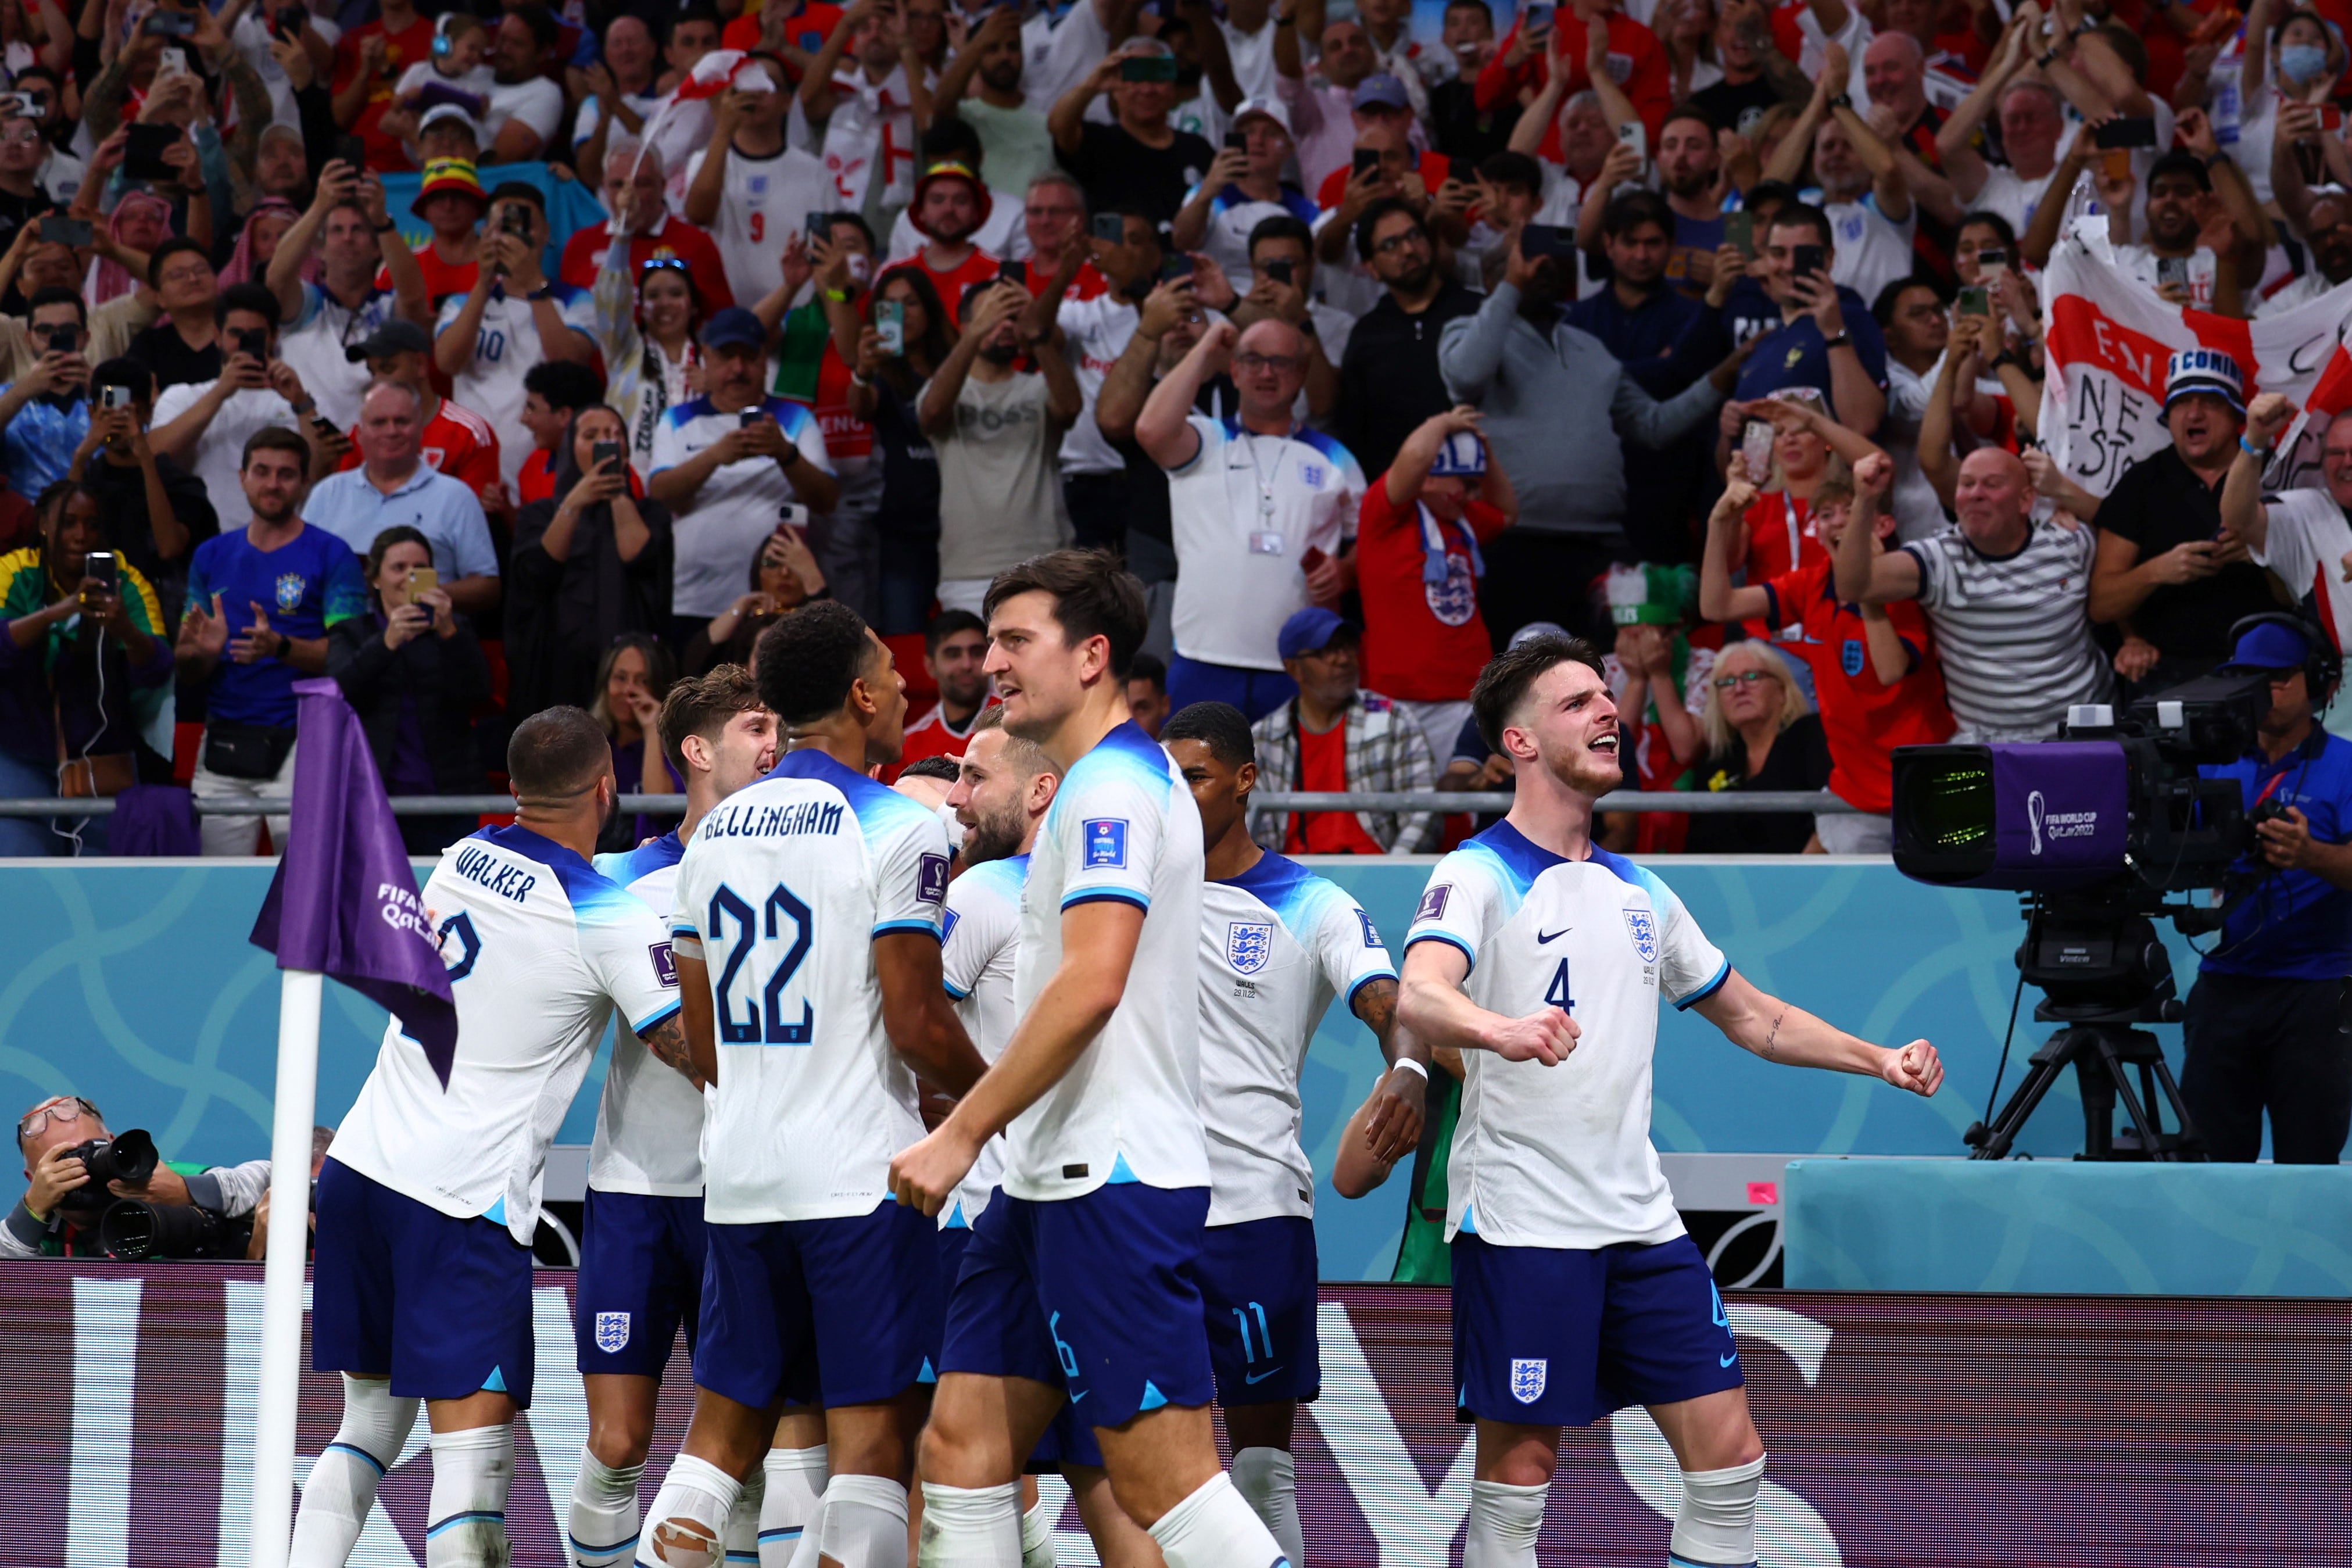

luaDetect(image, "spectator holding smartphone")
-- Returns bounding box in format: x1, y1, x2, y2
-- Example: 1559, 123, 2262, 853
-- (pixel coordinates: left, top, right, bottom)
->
327, 524, 492, 854
1729, 205, 1887, 437
508, 407, 675, 718
126, 238, 229, 396
0, 287, 95, 499
844, 265, 951, 635
264, 159, 434, 434
434, 184, 600, 489
684, 524, 829, 673
151, 284, 335, 531
66, 359, 218, 627
1050, 40, 1218, 225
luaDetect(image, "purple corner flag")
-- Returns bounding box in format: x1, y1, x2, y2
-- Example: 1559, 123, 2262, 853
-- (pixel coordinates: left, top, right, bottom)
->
250, 678, 459, 1084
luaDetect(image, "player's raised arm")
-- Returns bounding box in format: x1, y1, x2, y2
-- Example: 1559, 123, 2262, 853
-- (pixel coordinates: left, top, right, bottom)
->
1689, 969, 1943, 1094
875, 929, 990, 1096
1349, 976, 1435, 1164
1398, 939, 1580, 1066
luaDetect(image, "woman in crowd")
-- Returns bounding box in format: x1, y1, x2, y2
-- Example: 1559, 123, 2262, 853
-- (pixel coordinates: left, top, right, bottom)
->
327, 525, 492, 857
1658, 0, 1723, 102
1683, 638, 1832, 854
684, 524, 827, 674
593, 245, 706, 475
217, 197, 302, 287
844, 264, 951, 634
0, 481, 172, 856
591, 631, 680, 854
508, 405, 674, 719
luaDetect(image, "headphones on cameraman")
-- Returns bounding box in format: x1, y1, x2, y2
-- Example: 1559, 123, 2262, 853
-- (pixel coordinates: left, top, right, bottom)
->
2225, 611, 2342, 713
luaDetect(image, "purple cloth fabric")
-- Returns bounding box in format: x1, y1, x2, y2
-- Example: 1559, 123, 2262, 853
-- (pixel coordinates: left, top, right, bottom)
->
105, 783, 199, 857
249, 677, 458, 1083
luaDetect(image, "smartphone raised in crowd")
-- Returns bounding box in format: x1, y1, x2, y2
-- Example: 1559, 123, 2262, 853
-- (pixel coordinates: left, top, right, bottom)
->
1956, 285, 1991, 317
875, 298, 906, 356
408, 566, 438, 600
2093, 117, 2158, 149
234, 327, 268, 360
41, 215, 92, 248
1790, 242, 1827, 282
592, 440, 623, 474
1352, 146, 1382, 179
1223, 128, 1247, 153
84, 551, 117, 593
44, 324, 76, 355
2156, 255, 2190, 290
1091, 212, 1126, 244
1119, 53, 1178, 81
1523, 1, 1554, 30
1617, 120, 1647, 162
122, 123, 178, 182
1161, 252, 1197, 282
1724, 210, 1753, 259
999, 259, 1028, 287
1520, 223, 1575, 260
1263, 258, 1295, 285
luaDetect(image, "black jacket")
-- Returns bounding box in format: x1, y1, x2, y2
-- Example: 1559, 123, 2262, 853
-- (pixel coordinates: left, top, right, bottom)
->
327, 610, 492, 796
506, 493, 674, 720
1331, 280, 1486, 481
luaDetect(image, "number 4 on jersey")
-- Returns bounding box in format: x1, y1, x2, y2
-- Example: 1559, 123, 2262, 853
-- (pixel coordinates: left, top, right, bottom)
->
1544, 955, 1574, 1014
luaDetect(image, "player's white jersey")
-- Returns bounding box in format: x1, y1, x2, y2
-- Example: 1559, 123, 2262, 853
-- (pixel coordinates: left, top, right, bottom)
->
588, 833, 707, 1197
682, 142, 833, 307
939, 850, 1027, 1229
672, 750, 952, 1224
1001, 722, 1210, 1200
1199, 853, 1397, 1226
330, 825, 683, 1247
1405, 823, 1728, 1251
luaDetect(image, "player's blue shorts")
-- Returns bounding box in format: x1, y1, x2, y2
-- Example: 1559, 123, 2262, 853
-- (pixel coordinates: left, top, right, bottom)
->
1198, 1216, 1322, 1406
575, 1188, 707, 1378
695, 1198, 941, 1412
311, 1158, 536, 1407
941, 1201, 1106, 1471
940, 1182, 1213, 1433
1452, 1232, 1742, 1428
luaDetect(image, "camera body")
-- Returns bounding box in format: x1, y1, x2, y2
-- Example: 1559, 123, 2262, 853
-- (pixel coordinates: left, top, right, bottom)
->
56, 1129, 160, 1213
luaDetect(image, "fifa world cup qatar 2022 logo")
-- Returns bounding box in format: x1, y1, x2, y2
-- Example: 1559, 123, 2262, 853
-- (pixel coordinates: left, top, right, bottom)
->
2024, 790, 2101, 856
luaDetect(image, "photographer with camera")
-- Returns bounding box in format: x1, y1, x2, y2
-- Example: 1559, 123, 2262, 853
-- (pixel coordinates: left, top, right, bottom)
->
2179, 617, 2352, 1165
6, 1094, 268, 1259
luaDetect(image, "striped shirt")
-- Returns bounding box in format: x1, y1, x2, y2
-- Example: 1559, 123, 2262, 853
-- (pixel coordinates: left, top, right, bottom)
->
1901, 521, 2110, 739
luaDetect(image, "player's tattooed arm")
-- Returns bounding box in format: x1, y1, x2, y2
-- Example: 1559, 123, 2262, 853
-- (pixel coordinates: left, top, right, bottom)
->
638, 1012, 709, 1091
1351, 976, 1430, 1163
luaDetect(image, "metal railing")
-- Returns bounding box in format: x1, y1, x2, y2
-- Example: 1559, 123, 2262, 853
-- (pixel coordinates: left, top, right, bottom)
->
0, 789, 1861, 817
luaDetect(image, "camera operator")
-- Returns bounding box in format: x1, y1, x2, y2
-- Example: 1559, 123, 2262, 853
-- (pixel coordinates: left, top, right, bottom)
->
2182, 618, 2352, 1165
8, 1094, 269, 1259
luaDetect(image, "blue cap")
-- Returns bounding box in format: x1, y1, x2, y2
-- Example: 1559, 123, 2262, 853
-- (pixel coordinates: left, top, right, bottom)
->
1351, 73, 1412, 111
1429, 429, 1487, 477
1278, 606, 1355, 661
701, 307, 769, 351
2218, 620, 2311, 672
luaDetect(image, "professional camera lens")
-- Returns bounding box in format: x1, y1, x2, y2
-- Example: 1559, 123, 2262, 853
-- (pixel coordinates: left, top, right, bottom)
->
1904, 756, 1993, 854
82, 1129, 159, 1187
96, 1199, 230, 1261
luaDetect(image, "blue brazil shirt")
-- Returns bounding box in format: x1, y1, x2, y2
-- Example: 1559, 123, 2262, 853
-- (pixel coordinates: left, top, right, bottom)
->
2198, 727, 2352, 981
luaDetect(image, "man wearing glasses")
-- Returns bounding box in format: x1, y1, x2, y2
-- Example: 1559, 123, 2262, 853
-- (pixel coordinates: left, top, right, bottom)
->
6, 1096, 270, 1258
1331, 199, 1481, 482
0, 102, 59, 245
1137, 316, 1366, 719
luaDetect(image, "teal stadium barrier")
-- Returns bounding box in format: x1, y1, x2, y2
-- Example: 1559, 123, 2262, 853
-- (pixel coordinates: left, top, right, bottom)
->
0, 858, 2206, 1280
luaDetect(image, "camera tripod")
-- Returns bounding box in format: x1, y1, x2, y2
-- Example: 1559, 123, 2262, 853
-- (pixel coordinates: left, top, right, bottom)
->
1963, 901, 2208, 1161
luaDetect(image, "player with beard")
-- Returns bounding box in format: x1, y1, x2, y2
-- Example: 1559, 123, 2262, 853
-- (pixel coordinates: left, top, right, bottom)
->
882, 162, 1004, 331
1396, 634, 1942, 1568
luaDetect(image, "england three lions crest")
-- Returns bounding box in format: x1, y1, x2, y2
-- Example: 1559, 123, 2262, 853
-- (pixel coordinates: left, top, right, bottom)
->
1509, 1358, 1547, 1404
1622, 908, 1659, 965
1227, 922, 1274, 975
594, 1311, 631, 1353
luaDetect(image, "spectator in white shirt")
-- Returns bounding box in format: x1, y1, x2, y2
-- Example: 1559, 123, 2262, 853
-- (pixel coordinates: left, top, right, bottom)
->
573, 13, 663, 189
151, 284, 338, 529
482, 7, 567, 164
1172, 96, 1318, 292
1762, 55, 1917, 309
799, 0, 928, 221
682, 58, 831, 306
432, 184, 599, 488
1935, 16, 2077, 242
264, 160, 433, 433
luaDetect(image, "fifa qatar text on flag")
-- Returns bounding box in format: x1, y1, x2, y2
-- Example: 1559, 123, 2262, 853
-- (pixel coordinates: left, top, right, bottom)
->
2038, 234, 2352, 498
248, 678, 457, 1083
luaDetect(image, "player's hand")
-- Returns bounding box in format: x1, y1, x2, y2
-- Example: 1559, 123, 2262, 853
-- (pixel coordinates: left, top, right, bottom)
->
1360, 1064, 1427, 1164
887, 1122, 982, 1215
26, 1141, 91, 1219
1484, 1007, 1579, 1066
1879, 1038, 1942, 1097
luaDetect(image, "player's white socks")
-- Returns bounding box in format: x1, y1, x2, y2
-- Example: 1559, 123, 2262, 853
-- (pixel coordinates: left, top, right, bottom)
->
570, 1452, 646, 1568
424, 1423, 515, 1568
817, 1474, 912, 1568
1017, 1494, 1058, 1568
638, 1454, 743, 1568
915, 1480, 1023, 1568
1667, 1455, 1766, 1568
1146, 1472, 1288, 1568
289, 1375, 419, 1566
761, 1445, 829, 1568
724, 1464, 767, 1565
1229, 1448, 1305, 1568
1461, 1479, 1548, 1568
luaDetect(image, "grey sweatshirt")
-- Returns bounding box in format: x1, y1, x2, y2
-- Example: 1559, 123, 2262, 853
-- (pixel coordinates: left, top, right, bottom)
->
1438, 281, 1725, 538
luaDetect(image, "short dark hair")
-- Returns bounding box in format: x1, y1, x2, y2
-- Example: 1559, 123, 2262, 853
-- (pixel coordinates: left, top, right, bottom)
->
1957, 209, 2020, 255
509, 3, 560, 50
754, 600, 882, 725
1160, 701, 1255, 769
926, 608, 987, 653
219, 281, 282, 328
1248, 214, 1313, 260
898, 754, 964, 782
666, 3, 722, 41
507, 706, 613, 799
2148, 148, 2213, 194
1661, 101, 1717, 139
658, 664, 763, 776
91, 357, 152, 407
1444, 0, 1492, 19
148, 237, 211, 289
1477, 151, 1543, 195
488, 181, 547, 217
1354, 195, 1424, 262
982, 549, 1148, 681
364, 524, 431, 582
1871, 273, 1946, 325
921, 116, 984, 164
1470, 634, 1606, 755
242, 425, 310, 470
1766, 202, 1835, 250
524, 360, 607, 410
1602, 189, 1674, 242
1741, 180, 1800, 221
26, 285, 84, 327
1127, 651, 1166, 693
826, 210, 877, 250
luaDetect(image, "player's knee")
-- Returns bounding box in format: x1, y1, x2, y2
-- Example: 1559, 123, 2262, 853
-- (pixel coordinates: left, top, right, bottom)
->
586, 1419, 654, 1471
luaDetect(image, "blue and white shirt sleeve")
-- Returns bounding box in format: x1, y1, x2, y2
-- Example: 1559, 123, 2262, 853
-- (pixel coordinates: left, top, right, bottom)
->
1648, 869, 1729, 1009
445, 488, 500, 580
1057, 769, 1166, 914
1315, 888, 1399, 1013
1168, 411, 1223, 477
875, 811, 953, 940
648, 406, 688, 477
1402, 851, 1497, 972
668, 849, 707, 961
940, 871, 1014, 999
582, 888, 688, 1035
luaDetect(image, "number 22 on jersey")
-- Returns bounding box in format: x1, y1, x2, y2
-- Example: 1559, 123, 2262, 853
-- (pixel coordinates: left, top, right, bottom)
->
708, 881, 817, 1044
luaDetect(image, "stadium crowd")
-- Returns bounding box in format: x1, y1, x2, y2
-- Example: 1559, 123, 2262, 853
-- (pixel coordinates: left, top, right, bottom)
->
2, 0, 2352, 863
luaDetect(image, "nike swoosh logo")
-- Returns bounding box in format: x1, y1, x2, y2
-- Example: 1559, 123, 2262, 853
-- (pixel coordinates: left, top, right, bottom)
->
1538, 928, 1571, 943
1245, 1366, 1284, 1384
1719, 1352, 1739, 1368
1069, 1390, 1086, 1403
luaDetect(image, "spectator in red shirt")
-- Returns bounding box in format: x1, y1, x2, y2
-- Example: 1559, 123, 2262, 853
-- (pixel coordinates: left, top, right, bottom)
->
1309, 76, 1455, 210
1356, 406, 1518, 765
1474, 0, 1671, 142
1246, 607, 1440, 854
515, 361, 608, 507
331, 0, 436, 172
878, 162, 1001, 329
884, 608, 995, 781
1699, 450, 1953, 853
558, 145, 736, 313
1719, 387, 1888, 586
397, 159, 487, 304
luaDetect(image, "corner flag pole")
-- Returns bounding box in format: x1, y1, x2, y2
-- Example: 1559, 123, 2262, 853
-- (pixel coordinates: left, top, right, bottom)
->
250, 966, 324, 1568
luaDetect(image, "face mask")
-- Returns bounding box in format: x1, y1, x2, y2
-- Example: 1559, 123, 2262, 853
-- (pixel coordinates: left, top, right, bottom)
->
2282, 42, 2329, 82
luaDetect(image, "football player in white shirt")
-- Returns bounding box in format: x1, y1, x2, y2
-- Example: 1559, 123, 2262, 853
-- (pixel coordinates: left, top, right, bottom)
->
893, 552, 1288, 1568
1158, 700, 1430, 1568
643, 604, 989, 1568
1396, 635, 1942, 1568
571, 667, 829, 1568
296, 708, 689, 1568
